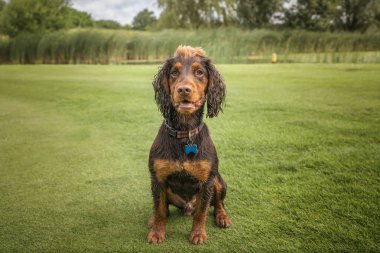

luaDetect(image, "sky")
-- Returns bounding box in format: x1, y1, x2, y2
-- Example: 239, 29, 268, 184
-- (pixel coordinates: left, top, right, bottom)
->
71, 0, 161, 26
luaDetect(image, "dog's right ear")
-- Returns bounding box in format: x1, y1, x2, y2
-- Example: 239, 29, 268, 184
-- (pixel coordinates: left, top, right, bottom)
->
153, 58, 173, 118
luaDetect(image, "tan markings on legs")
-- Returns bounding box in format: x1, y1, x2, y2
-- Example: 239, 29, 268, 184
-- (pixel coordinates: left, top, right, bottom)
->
148, 190, 167, 244
189, 192, 208, 244
213, 178, 231, 228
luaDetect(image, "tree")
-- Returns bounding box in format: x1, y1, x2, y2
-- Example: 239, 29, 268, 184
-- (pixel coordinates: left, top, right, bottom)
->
95, 20, 122, 29
0, 0, 70, 37
132, 8, 157, 30
375, 4, 380, 28
66, 7, 93, 28
281, 0, 380, 31
157, 0, 202, 28
156, 0, 181, 29
0, 0, 6, 33
156, 0, 236, 29
333, 0, 380, 31
282, 0, 335, 31
0, 0, 6, 13
236, 0, 283, 28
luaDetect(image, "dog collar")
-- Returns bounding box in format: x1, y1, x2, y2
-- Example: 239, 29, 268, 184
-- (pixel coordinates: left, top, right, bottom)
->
164, 121, 204, 140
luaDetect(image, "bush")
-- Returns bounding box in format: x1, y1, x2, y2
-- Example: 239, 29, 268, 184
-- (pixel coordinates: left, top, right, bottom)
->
1, 28, 380, 64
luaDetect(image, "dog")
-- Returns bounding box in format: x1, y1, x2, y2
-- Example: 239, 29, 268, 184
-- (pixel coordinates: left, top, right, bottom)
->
148, 45, 231, 245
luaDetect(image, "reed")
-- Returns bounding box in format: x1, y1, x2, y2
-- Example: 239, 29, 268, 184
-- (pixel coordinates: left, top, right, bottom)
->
0, 28, 380, 64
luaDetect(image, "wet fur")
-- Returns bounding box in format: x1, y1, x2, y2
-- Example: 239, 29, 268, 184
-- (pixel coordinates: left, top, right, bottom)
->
148, 46, 230, 245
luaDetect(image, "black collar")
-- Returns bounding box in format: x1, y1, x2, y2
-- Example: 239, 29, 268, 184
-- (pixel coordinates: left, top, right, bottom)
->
164, 121, 204, 140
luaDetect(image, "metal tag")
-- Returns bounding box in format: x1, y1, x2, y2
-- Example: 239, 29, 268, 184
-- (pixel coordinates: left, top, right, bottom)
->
185, 144, 198, 156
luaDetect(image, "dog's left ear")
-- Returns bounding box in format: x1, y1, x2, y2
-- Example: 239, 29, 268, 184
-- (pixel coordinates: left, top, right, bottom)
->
205, 59, 226, 118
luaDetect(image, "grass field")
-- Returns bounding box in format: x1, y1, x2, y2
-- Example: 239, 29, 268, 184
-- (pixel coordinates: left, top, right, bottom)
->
0, 64, 379, 252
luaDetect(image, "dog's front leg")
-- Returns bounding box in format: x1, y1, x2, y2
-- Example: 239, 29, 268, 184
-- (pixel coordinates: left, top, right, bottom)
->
189, 178, 214, 245
148, 182, 167, 244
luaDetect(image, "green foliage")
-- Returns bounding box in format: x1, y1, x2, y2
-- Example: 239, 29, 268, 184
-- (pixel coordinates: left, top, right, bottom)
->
157, 0, 200, 28
157, 0, 236, 29
236, 0, 283, 28
0, 0, 379, 35
333, 0, 380, 31
282, 0, 380, 31
154, 0, 380, 31
0, 0, 5, 35
132, 8, 157, 30
156, 7, 181, 29
1, 28, 380, 64
0, 0, 6, 12
0, 0, 97, 36
0, 0, 70, 37
8, 33, 43, 63
66, 7, 94, 28
155, 0, 379, 31
0, 64, 379, 252
95, 20, 122, 29
283, 0, 335, 31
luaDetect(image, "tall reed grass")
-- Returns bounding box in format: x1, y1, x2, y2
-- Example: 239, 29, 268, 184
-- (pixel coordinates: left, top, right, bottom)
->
0, 28, 380, 64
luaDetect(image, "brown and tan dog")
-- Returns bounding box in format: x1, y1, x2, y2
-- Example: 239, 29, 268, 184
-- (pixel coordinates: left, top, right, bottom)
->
148, 45, 231, 245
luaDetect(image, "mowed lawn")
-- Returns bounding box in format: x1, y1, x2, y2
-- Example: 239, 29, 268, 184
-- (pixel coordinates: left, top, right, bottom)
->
0, 64, 379, 252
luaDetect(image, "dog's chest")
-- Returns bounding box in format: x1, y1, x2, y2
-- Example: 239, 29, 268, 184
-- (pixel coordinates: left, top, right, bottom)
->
166, 172, 200, 201
153, 159, 211, 183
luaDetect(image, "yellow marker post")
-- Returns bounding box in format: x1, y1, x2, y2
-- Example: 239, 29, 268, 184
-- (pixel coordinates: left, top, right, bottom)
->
272, 53, 277, 64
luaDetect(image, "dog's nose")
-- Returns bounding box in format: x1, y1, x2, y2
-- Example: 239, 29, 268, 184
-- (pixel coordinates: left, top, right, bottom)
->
177, 85, 192, 96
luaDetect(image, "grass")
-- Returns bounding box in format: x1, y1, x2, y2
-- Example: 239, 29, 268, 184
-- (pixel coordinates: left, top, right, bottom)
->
1, 28, 380, 64
0, 64, 379, 252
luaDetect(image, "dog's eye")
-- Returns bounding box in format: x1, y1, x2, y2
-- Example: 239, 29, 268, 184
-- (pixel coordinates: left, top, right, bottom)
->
195, 69, 204, 77
171, 70, 179, 77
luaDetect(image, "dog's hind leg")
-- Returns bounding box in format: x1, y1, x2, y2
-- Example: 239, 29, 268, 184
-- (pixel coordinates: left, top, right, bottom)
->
212, 174, 231, 228
167, 188, 196, 216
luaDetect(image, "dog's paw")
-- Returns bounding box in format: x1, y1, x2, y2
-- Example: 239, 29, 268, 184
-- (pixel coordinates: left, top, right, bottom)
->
216, 213, 231, 228
189, 230, 207, 245
147, 229, 165, 244
183, 203, 195, 216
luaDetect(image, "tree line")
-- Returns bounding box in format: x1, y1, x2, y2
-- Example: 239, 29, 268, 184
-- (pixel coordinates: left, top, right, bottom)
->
0, 0, 379, 37
157, 0, 379, 31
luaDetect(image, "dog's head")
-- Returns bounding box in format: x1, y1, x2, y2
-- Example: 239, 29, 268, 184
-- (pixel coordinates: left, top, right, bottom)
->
153, 45, 225, 119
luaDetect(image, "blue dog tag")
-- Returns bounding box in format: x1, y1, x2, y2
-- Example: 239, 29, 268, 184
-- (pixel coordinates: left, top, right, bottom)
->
185, 144, 198, 156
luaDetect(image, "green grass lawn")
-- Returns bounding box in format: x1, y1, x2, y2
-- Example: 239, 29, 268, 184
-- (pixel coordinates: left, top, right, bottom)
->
0, 64, 379, 252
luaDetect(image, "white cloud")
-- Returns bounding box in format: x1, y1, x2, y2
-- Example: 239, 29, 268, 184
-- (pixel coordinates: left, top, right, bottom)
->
71, 0, 161, 25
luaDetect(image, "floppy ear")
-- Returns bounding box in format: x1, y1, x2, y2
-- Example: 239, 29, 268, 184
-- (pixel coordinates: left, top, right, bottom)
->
153, 58, 173, 118
205, 59, 226, 118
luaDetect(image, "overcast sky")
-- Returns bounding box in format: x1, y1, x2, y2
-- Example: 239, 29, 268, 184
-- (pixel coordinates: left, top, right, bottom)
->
71, 0, 161, 25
